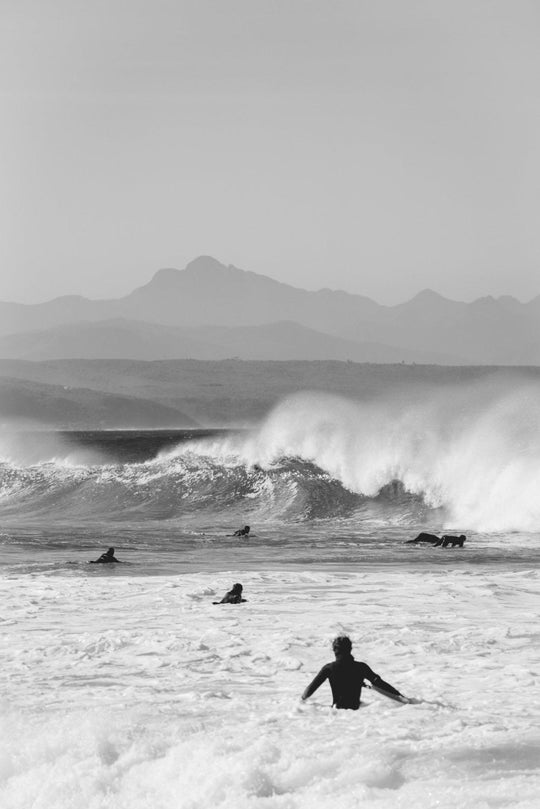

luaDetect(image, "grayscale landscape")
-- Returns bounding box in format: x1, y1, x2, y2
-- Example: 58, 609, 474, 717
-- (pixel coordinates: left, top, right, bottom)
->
2, 2, 540, 808
2, 254, 539, 429
2, 355, 540, 429
2, 256, 540, 366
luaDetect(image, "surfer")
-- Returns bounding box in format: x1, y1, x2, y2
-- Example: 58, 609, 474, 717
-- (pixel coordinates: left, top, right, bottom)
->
406, 532, 442, 545
441, 534, 466, 548
90, 547, 120, 564
213, 583, 247, 604
406, 532, 466, 548
301, 635, 405, 709
233, 525, 250, 537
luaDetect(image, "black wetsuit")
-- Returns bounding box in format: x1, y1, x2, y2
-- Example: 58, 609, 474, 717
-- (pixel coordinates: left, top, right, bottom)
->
214, 589, 246, 604
91, 553, 119, 564
302, 655, 400, 709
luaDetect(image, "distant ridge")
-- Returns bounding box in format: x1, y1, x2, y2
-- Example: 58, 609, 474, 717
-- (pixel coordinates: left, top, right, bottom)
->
0, 375, 198, 429
0, 318, 464, 364
0, 256, 539, 364
2, 358, 540, 429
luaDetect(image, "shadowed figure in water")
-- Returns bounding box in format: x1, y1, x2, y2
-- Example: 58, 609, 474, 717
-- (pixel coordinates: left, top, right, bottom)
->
301, 635, 405, 709
406, 532, 466, 548
213, 583, 247, 604
441, 534, 466, 548
406, 532, 442, 545
90, 547, 120, 564
233, 525, 250, 537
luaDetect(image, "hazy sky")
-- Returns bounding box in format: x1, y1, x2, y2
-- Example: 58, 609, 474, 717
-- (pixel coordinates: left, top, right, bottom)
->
2, 0, 540, 304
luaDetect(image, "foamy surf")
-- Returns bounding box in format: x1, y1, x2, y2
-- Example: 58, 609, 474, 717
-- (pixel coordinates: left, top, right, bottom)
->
1, 568, 539, 808
162, 385, 540, 532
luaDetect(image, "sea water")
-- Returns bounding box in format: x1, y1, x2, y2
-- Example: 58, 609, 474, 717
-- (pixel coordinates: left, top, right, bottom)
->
1, 390, 539, 808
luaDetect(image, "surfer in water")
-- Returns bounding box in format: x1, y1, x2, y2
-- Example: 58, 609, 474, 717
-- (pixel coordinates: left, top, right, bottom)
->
213, 583, 247, 604
233, 525, 250, 537
90, 547, 120, 564
406, 532, 466, 548
301, 635, 405, 709
406, 532, 442, 545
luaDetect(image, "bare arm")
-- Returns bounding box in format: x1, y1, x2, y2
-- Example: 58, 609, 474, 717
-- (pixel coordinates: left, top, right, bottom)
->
301, 665, 329, 701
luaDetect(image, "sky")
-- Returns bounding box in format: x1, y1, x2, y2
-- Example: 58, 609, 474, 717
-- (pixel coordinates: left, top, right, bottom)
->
2, 0, 540, 305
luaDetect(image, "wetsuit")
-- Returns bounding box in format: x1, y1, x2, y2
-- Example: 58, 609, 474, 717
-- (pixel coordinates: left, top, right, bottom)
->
406, 532, 440, 545
91, 553, 119, 564
302, 655, 401, 709
215, 590, 246, 604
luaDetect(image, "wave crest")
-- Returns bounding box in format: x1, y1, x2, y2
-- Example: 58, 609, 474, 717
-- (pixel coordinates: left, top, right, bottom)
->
2, 381, 540, 531
164, 385, 540, 532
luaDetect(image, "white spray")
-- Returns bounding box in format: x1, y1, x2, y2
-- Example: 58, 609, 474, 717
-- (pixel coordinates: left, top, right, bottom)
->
167, 380, 540, 532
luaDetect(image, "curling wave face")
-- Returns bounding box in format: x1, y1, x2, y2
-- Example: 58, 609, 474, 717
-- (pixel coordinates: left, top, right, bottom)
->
2, 379, 540, 531
0, 450, 414, 525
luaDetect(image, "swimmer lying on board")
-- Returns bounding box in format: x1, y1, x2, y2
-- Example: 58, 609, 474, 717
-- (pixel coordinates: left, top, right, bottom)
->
232, 525, 250, 537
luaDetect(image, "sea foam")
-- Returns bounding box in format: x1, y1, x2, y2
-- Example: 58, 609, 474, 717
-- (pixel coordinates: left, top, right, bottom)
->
166, 382, 540, 531
2, 379, 540, 531
1, 568, 539, 808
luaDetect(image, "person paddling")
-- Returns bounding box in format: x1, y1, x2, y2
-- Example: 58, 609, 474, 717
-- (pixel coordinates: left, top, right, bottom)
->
301, 635, 405, 709
90, 547, 120, 564
213, 583, 247, 604
233, 525, 250, 537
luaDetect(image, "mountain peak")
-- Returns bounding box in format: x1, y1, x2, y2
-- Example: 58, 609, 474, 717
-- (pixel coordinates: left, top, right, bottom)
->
396, 288, 454, 310
184, 256, 230, 275
150, 257, 234, 286
411, 288, 447, 302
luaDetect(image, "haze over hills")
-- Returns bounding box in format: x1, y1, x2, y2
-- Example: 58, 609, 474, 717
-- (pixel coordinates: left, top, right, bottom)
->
0, 256, 539, 364
1, 359, 537, 429
0, 318, 464, 365
0, 374, 198, 429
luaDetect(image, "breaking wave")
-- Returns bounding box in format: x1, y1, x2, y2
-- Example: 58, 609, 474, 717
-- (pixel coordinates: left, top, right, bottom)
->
2, 381, 540, 531
0, 451, 415, 525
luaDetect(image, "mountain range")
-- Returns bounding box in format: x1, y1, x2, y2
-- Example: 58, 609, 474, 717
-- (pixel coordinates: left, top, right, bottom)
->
1, 256, 539, 364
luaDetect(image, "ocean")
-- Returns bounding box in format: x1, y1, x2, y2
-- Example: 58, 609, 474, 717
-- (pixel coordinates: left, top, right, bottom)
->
1, 390, 539, 808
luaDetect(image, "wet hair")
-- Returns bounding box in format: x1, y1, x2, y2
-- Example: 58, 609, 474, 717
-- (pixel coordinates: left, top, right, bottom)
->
332, 635, 352, 655
107, 548, 115, 554
231, 583, 243, 594
244, 526, 250, 531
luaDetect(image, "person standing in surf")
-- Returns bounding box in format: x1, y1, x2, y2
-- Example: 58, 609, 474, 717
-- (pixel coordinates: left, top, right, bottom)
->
301, 635, 405, 709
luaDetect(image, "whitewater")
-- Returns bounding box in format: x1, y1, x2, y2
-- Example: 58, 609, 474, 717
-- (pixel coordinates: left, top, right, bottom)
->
1, 386, 540, 808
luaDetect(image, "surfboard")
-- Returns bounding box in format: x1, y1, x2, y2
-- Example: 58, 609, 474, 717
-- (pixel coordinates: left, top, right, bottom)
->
369, 683, 409, 703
